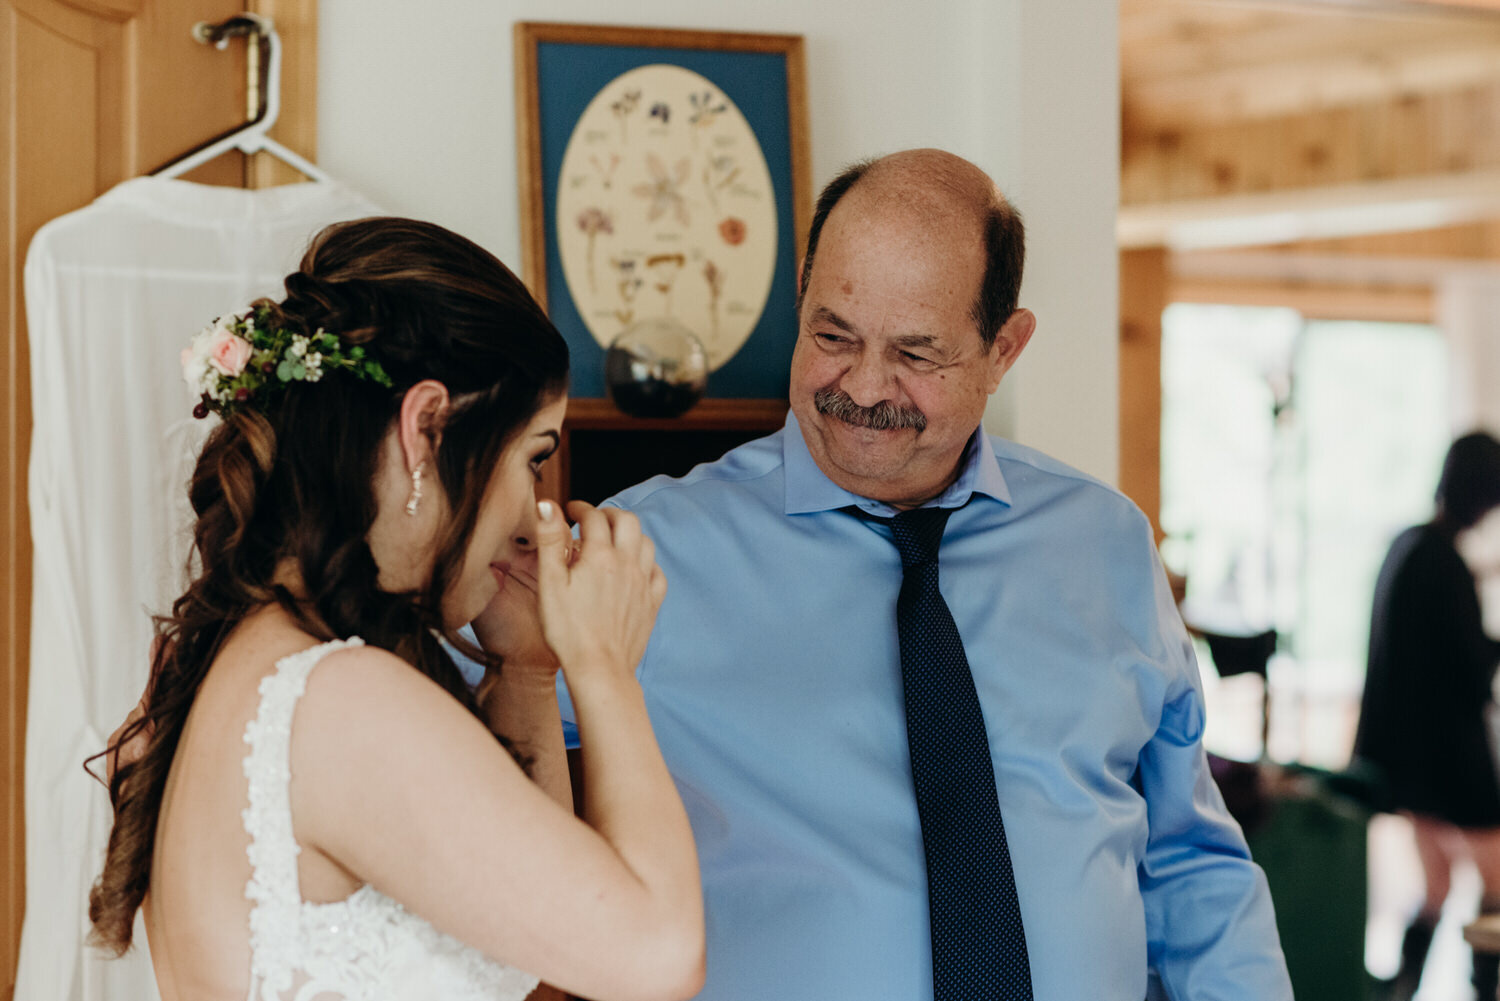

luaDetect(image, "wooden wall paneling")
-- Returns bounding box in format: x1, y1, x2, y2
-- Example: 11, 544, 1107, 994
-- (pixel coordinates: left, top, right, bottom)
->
1124, 82, 1500, 208
1394, 93, 1436, 178
1477, 86, 1500, 166
1121, 1, 1500, 131
133, 0, 246, 184
1354, 98, 1396, 181
1, 6, 136, 993
1239, 118, 1278, 194
247, 0, 318, 189
1320, 106, 1362, 190
1196, 120, 1237, 197
1119, 247, 1168, 542
1269, 115, 1309, 192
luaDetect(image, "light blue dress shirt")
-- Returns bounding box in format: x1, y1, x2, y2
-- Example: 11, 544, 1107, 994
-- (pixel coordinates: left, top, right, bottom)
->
562, 412, 1291, 1001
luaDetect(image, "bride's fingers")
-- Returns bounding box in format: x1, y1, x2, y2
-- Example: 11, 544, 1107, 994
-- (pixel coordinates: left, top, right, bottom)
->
533, 500, 573, 595
568, 502, 613, 554
638, 534, 656, 575
599, 508, 644, 562
564, 500, 601, 535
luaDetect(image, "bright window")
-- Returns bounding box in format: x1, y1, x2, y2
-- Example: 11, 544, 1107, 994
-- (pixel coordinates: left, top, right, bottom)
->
1160, 304, 1449, 765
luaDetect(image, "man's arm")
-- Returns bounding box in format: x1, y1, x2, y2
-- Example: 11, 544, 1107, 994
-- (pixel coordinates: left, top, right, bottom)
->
1136, 632, 1293, 1000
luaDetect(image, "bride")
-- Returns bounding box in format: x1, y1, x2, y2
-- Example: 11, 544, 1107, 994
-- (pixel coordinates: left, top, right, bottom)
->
89, 217, 704, 1001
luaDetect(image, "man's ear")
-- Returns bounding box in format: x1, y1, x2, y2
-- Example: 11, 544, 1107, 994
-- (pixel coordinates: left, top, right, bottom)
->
986, 308, 1036, 392
397, 379, 451, 472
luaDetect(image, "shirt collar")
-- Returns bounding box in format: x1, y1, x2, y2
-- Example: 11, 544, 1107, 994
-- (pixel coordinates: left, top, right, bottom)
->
782, 410, 1012, 517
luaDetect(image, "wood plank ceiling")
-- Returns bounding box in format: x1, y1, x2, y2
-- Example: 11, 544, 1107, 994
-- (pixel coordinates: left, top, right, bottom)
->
1120, 0, 1500, 254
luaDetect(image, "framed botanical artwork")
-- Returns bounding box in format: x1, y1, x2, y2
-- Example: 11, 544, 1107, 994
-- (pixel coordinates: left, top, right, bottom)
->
514, 22, 811, 400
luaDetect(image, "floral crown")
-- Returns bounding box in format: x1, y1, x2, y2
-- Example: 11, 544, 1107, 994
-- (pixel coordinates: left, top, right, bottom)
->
181, 305, 393, 419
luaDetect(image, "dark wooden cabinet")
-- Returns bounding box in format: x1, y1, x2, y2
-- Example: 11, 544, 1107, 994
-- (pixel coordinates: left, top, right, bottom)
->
543, 398, 788, 505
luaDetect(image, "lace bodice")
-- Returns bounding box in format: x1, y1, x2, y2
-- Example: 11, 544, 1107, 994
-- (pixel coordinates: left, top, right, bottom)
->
242, 638, 540, 1001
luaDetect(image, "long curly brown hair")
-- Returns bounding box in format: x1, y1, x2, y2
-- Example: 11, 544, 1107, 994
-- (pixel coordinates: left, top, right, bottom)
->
86, 217, 569, 955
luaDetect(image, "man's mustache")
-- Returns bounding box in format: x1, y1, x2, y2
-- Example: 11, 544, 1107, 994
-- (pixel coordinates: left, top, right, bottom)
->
814, 388, 927, 432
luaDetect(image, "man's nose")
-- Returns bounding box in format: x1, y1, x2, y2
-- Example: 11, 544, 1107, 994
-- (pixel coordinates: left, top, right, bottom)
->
839, 352, 897, 407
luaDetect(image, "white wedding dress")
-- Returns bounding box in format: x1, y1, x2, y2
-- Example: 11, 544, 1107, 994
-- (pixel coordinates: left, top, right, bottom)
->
241, 637, 540, 1001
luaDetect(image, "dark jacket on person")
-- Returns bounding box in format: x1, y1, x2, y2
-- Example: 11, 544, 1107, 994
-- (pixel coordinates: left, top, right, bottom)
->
1354, 522, 1500, 827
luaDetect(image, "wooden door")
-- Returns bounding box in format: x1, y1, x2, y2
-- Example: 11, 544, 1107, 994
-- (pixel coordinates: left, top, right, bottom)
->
0, 1, 317, 995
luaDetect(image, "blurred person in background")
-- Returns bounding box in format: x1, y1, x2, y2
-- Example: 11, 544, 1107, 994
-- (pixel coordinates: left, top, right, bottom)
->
1356, 430, 1500, 1001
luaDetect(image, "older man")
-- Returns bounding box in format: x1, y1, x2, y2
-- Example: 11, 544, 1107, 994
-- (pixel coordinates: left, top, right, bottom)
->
565, 149, 1291, 1000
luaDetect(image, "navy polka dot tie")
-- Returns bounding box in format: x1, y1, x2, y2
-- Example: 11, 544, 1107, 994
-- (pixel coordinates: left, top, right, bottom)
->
889, 506, 1032, 1001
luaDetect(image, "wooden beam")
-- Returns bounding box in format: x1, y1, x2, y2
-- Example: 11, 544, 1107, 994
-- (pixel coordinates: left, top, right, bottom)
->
1168, 276, 1435, 322
1163, 246, 1500, 323
1119, 167, 1500, 248
1171, 246, 1500, 283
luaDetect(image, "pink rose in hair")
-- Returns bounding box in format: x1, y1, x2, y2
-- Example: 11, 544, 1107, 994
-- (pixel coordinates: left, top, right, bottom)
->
207, 326, 252, 376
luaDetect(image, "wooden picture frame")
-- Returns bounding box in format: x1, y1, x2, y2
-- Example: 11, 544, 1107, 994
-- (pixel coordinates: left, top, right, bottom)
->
514, 21, 811, 402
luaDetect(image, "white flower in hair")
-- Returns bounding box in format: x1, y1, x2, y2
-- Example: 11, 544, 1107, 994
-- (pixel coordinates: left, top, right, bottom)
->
181, 307, 393, 419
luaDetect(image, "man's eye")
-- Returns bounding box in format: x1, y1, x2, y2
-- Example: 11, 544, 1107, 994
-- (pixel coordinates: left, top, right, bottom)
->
815, 332, 848, 346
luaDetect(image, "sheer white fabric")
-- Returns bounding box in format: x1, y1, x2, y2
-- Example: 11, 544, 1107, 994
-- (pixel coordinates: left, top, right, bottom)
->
18, 178, 382, 1001
242, 638, 539, 1001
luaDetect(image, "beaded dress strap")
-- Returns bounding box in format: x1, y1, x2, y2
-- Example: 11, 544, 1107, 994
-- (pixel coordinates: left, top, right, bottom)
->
241, 637, 365, 994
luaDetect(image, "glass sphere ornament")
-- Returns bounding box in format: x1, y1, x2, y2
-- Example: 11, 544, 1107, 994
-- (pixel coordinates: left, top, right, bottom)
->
603, 318, 710, 418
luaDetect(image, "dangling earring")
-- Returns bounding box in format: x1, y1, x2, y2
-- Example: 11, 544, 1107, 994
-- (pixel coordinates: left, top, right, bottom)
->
405, 462, 425, 517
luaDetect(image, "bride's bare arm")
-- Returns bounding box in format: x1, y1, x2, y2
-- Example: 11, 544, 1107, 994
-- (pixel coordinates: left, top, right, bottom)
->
289, 501, 703, 1001
473, 662, 571, 814
470, 563, 571, 813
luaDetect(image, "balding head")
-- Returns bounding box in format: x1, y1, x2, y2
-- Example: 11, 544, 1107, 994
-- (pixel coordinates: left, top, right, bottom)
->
797, 150, 1025, 348
787, 148, 1036, 507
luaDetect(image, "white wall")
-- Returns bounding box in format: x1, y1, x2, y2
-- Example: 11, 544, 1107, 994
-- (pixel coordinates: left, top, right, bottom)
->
318, 0, 1120, 482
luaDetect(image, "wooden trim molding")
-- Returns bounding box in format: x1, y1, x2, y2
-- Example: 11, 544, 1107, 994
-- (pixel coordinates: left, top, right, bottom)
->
1119, 248, 1167, 542
0, 7, 28, 997
511, 22, 546, 304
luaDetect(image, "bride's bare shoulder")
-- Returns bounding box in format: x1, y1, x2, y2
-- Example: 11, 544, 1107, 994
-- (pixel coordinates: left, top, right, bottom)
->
189, 609, 426, 739
204, 606, 398, 690
296, 641, 485, 752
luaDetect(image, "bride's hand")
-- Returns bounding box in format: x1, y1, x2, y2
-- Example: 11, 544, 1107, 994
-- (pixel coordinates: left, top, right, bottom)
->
470, 553, 559, 678
534, 499, 666, 682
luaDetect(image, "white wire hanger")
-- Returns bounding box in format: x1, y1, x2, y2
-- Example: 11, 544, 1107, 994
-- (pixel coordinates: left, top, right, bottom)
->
153, 12, 331, 183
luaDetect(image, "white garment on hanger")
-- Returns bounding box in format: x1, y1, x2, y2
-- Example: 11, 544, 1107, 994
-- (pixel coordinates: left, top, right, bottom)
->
17, 177, 382, 1001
